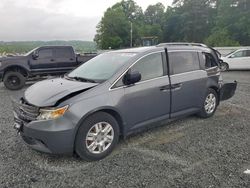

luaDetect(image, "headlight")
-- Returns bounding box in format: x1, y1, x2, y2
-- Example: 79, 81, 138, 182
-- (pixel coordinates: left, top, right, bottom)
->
37, 105, 69, 120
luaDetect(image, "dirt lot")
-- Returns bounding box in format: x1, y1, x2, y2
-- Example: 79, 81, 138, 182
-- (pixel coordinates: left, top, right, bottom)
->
0, 71, 250, 188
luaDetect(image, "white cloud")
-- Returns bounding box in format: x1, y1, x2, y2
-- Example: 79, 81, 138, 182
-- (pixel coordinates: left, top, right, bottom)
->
0, 0, 173, 41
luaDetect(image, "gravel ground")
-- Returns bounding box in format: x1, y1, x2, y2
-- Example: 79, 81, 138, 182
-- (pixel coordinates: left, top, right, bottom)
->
0, 71, 250, 188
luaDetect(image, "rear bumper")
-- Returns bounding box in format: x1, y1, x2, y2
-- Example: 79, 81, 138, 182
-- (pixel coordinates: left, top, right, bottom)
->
220, 81, 237, 101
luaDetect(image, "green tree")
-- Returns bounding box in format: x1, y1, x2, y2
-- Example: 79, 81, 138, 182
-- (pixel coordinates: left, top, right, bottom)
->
94, 5, 130, 49
94, 0, 145, 49
214, 0, 250, 45
144, 3, 165, 25
95, 0, 250, 49
205, 28, 240, 46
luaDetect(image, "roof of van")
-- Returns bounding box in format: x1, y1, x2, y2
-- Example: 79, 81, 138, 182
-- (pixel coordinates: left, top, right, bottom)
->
114, 45, 211, 54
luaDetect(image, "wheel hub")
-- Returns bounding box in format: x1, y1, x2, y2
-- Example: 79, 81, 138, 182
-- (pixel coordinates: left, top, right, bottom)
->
204, 93, 216, 114
85, 122, 114, 154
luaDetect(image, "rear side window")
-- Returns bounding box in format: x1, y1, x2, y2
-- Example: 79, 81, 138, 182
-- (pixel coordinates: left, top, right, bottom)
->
55, 48, 73, 58
131, 52, 164, 81
245, 50, 250, 57
233, 51, 245, 57
39, 49, 52, 58
169, 51, 200, 74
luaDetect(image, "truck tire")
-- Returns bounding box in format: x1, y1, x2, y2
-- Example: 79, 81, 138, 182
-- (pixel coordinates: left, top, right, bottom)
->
75, 112, 120, 161
197, 88, 218, 118
3, 71, 26, 90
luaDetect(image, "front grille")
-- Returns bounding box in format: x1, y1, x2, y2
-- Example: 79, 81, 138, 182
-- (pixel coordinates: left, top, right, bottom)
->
12, 98, 39, 122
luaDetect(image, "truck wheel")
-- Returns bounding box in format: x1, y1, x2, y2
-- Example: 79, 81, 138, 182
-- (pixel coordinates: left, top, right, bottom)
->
198, 88, 218, 118
75, 112, 120, 161
3, 71, 26, 90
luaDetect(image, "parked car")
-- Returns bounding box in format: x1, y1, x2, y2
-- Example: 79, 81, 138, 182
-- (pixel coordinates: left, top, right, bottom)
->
0, 46, 97, 90
221, 49, 250, 70
13, 44, 237, 161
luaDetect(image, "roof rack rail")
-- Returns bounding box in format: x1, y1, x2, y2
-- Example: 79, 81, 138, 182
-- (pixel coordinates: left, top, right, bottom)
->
156, 42, 208, 48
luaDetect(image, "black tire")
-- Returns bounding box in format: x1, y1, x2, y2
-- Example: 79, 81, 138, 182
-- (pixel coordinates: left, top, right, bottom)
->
198, 88, 218, 118
3, 71, 26, 90
75, 112, 120, 161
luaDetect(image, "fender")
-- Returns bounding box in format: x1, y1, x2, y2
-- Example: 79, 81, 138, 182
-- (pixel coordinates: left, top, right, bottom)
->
3, 64, 30, 75
74, 106, 126, 138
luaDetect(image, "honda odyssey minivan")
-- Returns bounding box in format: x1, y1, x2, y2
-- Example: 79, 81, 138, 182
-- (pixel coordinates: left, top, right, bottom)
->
13, 44, 237, 161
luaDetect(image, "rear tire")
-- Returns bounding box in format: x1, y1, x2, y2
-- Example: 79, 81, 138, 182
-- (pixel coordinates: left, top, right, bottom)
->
75, 112, 120, 161
198, 88, 218, 118
3, 71, 26, 90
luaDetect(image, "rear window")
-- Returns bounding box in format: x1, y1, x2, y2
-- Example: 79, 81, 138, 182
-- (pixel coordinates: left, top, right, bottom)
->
169, 51, 200, 74
245, 50, 250, 57
39, 49, 52, 58
203, 53, 217, 68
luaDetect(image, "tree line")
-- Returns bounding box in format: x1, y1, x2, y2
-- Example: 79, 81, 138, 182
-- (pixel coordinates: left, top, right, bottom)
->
94, 0, 250, 49
0, 41, 96, 55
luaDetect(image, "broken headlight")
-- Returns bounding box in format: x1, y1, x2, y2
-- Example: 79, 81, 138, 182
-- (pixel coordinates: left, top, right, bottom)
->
37, 105, 69, 120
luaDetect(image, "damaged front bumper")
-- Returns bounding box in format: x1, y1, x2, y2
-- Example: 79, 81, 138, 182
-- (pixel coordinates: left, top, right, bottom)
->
12, 99, 76, 154
220, 81, 237, 101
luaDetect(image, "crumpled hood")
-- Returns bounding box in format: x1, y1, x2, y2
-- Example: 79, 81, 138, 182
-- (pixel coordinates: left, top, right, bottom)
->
24, 78, 98, 107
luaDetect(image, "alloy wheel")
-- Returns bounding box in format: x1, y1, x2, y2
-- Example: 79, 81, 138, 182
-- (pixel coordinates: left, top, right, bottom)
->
85, 122, 114, 154
204, 93, 216, 114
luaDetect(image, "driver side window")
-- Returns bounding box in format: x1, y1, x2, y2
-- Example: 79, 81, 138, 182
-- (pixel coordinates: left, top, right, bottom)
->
130, 52, 164, 82
113, 52, 164, 88
231, 50, 246, 58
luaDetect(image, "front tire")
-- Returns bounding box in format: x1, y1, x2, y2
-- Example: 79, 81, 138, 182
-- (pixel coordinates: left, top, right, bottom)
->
75, 112, 120, 161
3, 71, 26, 90
198, 88, 218, 118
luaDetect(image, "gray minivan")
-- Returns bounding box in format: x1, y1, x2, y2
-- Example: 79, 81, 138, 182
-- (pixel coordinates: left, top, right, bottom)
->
13, 44, 237, 161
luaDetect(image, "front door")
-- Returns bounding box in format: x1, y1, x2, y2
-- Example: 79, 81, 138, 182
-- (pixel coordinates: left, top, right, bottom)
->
30, 48, 57, 69
117, 52, 171, 132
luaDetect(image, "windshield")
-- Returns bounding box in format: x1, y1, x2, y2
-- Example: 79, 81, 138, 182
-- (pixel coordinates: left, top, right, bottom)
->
24, 48, 37, 56
225, 50, 237, 57
67, 52, 137, 83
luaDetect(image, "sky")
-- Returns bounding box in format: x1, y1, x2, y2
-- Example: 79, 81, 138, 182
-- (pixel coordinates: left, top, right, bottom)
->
0, 0, 173, 41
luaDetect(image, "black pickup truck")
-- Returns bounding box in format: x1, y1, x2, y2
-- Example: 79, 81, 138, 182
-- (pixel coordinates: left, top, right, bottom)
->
0, 46, 97, 90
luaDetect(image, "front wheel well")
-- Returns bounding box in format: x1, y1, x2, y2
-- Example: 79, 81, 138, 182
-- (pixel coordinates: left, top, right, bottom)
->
76, 109, 125, 137
3, 66, 28, 78
99, 109, 124, 136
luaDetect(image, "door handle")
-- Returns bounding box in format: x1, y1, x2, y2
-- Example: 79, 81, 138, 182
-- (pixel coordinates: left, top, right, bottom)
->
171, 83, 182, 90
159, 85, 171, 92
50, 59, 55, 61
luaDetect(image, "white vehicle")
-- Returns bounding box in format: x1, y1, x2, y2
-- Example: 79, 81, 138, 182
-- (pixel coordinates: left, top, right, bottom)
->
221, 49, 250, 70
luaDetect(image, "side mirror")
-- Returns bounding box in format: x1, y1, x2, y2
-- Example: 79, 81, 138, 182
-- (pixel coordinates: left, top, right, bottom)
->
32, 51, 39, 59
220, 61, 229, 72
123, 71, 141, 85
